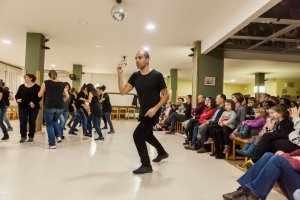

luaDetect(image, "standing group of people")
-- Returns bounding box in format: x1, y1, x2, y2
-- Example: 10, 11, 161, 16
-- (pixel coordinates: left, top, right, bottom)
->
0, 70, 115, 149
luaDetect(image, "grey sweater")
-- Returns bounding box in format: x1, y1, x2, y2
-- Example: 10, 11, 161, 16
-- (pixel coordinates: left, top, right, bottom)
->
219, 111, 237, 129
234, 104, 247, 131
289, 117, 300, 147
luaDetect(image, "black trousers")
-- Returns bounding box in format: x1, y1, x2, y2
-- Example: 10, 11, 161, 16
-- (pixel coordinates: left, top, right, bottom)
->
185, 119, 201, 141
252, 132, 300, 163
211, 124, 234, 152
167, 113, 187, 131
102, 115, 107, 127
133, 116, 166, 167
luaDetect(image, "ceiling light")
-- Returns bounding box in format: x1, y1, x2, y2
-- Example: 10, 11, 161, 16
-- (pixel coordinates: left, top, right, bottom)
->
146, 24, 155, 29
143, 47, 149, 51
3, 40, 11, 44
78, 20, 87, 25
231, 79, 235, 82
94, 45, 101, 48
111, 0, 127, 21
51, 64, 56, 67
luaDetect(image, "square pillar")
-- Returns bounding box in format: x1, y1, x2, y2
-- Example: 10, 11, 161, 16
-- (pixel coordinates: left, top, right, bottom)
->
255, 73, 265, 99
72, 65, 82, 91
170, 69, 178, 102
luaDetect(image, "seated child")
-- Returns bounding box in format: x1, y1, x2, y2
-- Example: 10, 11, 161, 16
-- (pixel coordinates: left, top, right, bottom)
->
246, 97, 256, 120
153, 115, 164, 131
232, 107, 267, 139
154, 115, 169, 131
236, 107, 275, 157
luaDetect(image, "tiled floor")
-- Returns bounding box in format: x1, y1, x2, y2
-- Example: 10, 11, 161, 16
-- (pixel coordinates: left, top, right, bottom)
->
0, 120, 286, 200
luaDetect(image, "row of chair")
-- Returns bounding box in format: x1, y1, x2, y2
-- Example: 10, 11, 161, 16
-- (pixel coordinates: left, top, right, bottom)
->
110, 107, 137, 120
5, 105, 18, 120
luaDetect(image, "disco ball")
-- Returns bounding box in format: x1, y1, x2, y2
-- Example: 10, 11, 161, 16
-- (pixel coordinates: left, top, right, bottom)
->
111, 4, 127, 21
121, 56, 128, 67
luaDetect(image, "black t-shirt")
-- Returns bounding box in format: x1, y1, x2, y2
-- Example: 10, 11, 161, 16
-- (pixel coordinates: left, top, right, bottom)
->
3, 89, 10, 106
101, 93, 112, 112
44, 80, 65, 109
184, 102, 192, 119
76, 91, 86, 109
69, 93, 75, 112
128, 69, 166, 121
90, 95, 102, 116
15, 84, 42, 110
0, 87, 5, 108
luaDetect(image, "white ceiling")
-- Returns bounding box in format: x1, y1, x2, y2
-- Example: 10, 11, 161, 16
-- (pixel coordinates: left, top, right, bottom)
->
224, 58, 300, 84
0, 0, 245, 79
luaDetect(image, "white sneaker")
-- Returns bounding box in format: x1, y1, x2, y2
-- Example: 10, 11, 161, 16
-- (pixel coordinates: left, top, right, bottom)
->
57, 137, 62, 143
45, 144, 56, 149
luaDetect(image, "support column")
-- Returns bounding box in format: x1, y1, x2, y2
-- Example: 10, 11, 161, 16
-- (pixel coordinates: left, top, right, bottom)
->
170, 69, 178, 103
24, 33, 46, 132
72, 65, 82, 91
255, 73, 265, 99
195, 41, 224, 100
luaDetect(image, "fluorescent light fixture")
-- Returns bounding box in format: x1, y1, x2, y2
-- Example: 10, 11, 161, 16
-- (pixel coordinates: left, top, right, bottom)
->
259, 86, 266, 93
146, 24, 155, 29
51, 64, 56, 67
78, 20, 87, 25
3, 40, 11, 44
254, 86, 258, 93
94, 45, 101, 48
231, 79, 235, 82
143, 47, 149, 50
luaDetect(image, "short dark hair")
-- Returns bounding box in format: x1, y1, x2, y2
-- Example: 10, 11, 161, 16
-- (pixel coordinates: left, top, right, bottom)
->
178, 97, 184, 102
225, 99, 235, 110
25, 74, 37, 83
99, 85, 106, 91
248, 97, 256, 103
263, 93, 270, 98
199, 94, 206, 98
182, 103, 187, 108
140, 51, 150, 59
291, 101, 299, 109
218, 94, 226, 101
187, 95, 192, 99
282, 98, 291, 108
232, 93, 244, 103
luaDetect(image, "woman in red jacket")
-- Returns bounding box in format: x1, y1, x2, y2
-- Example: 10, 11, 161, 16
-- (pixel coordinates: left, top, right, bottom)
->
185, 99, 216, 150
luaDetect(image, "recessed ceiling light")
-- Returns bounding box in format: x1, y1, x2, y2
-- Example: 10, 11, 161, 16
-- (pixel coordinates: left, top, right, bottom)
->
94, 45, 101, 48
143, 47, 149, 51
51, 64, 56, 67
3, 40, 11, 44
78, 20, 87, 25
146, 24, 155, 29
231, 79, 235, 82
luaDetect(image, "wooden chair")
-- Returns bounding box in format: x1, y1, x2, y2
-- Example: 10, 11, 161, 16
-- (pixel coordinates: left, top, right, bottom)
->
226, 137, 251, 162
175, 121, 183, 133
127, 108, 136, 120
118, 108, 127, 120
111, 107, 119, 120
6, 105, 18, 120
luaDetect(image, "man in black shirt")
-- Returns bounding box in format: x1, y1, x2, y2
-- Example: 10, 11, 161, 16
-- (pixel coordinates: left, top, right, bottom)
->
117, 51, 169, 174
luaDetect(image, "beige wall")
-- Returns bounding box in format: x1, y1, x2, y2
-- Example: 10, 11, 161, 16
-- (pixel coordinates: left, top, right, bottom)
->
276, 79, 300, 101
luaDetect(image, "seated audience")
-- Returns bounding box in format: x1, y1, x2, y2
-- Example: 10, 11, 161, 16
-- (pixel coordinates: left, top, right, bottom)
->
281, 98, 291, 108
232, 107, 267, 139
246, 97, 256, 120
270, 96, 280, 105
291, 100, 299, 109
164, 101, 173, 116
236, 107, 274, 158
237, 104, 298, 171
178, 97, 184, 113
163, 95, 192, 134
242, 97, 248, 108
184, 99, 216, 150
192, 95, 207, 119
223, 150, 300, 200
262, 100, 275, 117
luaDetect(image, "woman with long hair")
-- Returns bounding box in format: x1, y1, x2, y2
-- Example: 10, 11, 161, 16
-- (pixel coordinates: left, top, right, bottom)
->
68, 84, 88, 135
81, 84, 104, 140
66, 87, 77, 129
38, 70, 69, 149
15, 74, 42, 142
98, 85, 114, 133
0, 79, 8, 140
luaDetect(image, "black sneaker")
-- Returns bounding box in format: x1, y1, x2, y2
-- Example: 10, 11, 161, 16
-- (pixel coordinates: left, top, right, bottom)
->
1, 135, 9, 140
215, 152, 226, 159
7, 127, 13, 131
20, 137, 26, 143
108, 130, 115, 134
133, 166, 153, 174
102, 126, 108, 130
153, 152, 169, 162
95, 137, 105, 141
210, 151, 219, 157
183, 139, 190, 146
66, 124, 71, 128
74, 128, 79, 132
61, 136, 65, 140
28, 137, 33, 142
84, 133, 92, 137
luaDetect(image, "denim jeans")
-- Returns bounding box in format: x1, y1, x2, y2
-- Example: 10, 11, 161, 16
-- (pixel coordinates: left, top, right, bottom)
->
44, 108, 64, 146
69, 108, 87, 134
0, 108, 8, 136
58, 111, 69, 136
237, 152, 300, 200
3, 106, 12, 128
88, 115, 103, 138
200, 124, 212, 148
67, 111, 76, 125
100, 112, 114, 130
19, 107, 40, 138
191, 124, 201, 147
